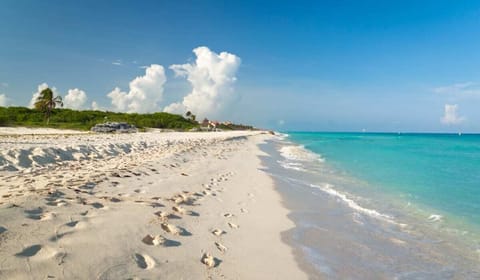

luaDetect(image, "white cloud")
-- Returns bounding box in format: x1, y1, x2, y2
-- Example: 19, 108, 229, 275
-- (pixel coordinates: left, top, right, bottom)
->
433, 82, 480, 97
29, 83, 60, 108
441, 104, 465, 125
91, 101, 101, 111
0, 94, 8, 106
164, 46, 241, 120
64, 88, 87, 109
107, 64, 166, 113
112, 60, 123, 66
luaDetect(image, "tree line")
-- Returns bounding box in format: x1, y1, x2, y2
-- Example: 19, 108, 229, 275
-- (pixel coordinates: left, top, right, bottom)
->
0, 88, 253, 131
0, 88, 196, 130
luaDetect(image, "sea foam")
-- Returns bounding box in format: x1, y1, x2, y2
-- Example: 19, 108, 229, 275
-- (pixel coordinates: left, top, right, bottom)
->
428, 214, 443, 222
310, 183, 394, 222
277, 160, 308, 172
279, 145, 324, 162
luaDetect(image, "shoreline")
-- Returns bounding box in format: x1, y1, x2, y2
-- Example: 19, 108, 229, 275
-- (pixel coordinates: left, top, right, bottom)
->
0, 129, 307, 279
265, 135, 480, 279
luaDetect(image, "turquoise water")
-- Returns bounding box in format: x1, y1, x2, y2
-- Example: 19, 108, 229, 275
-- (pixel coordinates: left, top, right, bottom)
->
287, 132, 480, 229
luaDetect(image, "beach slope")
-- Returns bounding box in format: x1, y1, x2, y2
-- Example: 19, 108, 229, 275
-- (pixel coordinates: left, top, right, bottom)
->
0, 129, 306, 279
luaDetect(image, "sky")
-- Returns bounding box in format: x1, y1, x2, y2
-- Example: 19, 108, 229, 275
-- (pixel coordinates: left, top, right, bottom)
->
1, 0, 480, 132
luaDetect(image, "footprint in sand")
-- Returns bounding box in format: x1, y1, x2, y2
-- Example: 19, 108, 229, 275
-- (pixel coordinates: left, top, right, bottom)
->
240, 208, 248, 213
169, 195, 185, 204
90, 202, 104, 209
189, 210, 200, 217
223, 213, 234, 218
212, 229, 226, 236
65, 221, 79, 227
215, 242, 228, 253
24, 208, 44, 220
133, 253, 155, 269
161, 223, 180, 235
228, 222, 239, 229
79, 182, 96, 190
154, 211, 181, 221
49, 231, 75, 242
40, 212, 56, 221
201, 252, 221, 268
15, 244, 42, 257
46, 200, 68, 207
149, 202, 164, 208
110, 197, 122, 203
142, 234, 165, 246
182, 197, 198, 206
142, 234, 181, 247
172, 206, 186, 215
161, 223, 191, 236
25, 208, 56, 220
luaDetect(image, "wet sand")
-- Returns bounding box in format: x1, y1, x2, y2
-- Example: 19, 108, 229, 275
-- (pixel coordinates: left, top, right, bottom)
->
261, 139, 480, 280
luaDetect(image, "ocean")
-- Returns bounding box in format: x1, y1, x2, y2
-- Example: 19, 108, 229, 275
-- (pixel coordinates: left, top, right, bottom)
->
261, 132, 480, 279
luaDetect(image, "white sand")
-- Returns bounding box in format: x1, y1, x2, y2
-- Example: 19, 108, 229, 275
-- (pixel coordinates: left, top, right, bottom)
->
0, 129, 307, 279
0, 127, 89, 135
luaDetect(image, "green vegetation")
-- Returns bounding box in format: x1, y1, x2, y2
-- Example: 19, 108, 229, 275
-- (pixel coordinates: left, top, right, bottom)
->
0, 106, 198, 131
217, 123, 254, 130
185, 111, 196, 122
33, 88, 63, 124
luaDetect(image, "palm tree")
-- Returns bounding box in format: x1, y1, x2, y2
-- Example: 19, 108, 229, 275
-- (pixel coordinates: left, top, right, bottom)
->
34, 88, 63, 125
185, 111, 196, 122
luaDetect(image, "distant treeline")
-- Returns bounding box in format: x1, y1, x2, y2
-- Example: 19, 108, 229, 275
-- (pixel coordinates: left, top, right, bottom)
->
0, 106, 197, 130
217, 123, 255, 131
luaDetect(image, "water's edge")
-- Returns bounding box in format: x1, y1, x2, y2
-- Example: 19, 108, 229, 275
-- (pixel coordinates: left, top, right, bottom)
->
258, 138, 480, 279
258, 140, 322, 279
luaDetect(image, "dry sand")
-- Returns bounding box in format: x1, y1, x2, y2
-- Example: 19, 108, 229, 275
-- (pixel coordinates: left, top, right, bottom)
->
0, 129, 307, 279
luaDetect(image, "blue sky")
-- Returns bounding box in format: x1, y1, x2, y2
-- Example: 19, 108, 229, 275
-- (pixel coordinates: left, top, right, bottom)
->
1, 0, 480, 132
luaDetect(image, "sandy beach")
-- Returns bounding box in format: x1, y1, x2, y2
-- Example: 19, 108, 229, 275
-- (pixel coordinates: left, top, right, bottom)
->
0, 129, 307, 279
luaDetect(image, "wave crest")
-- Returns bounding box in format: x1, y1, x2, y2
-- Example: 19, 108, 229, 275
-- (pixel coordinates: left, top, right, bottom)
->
279, 145, 324, 162
311, 183, 394, 222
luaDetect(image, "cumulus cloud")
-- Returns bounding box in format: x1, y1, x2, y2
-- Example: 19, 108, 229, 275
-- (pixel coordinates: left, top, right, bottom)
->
0, 94, 8, 106
64, 88, 88, 109
29, 83, 60, 108
91, 101, 101, 111
441, 104, 465, 125
164, 46, 241, 119
107, 64, 166, 113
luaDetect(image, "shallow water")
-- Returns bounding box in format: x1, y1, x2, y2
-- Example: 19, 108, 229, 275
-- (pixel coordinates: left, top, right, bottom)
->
260, 134, 480, 279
